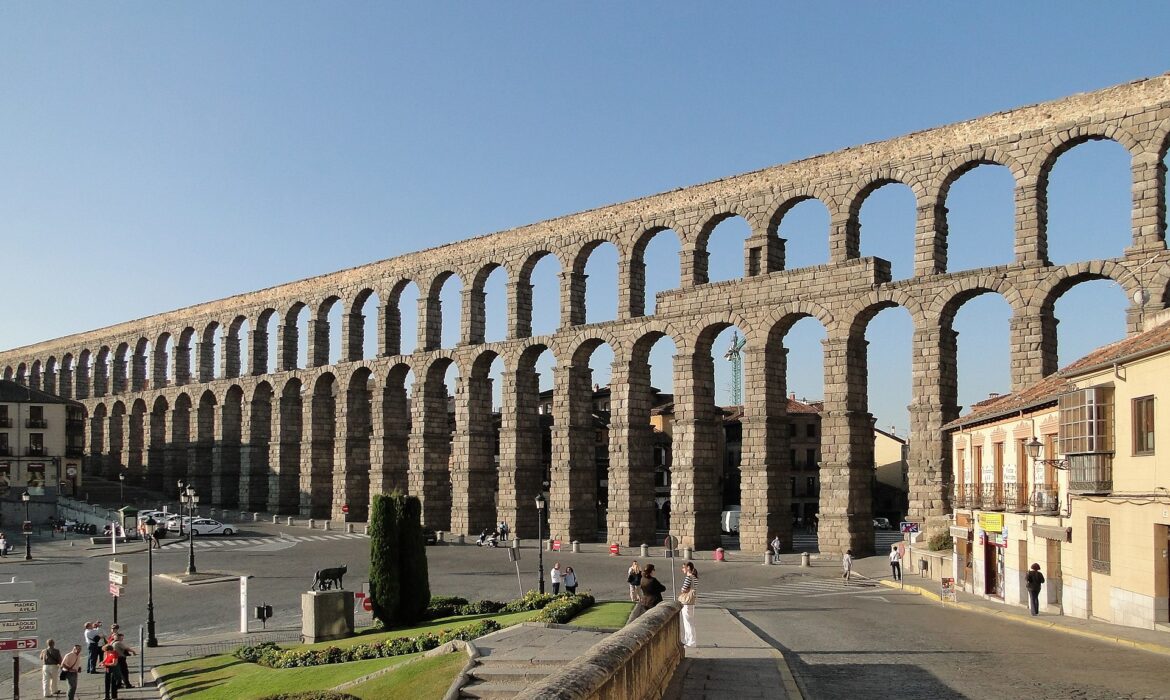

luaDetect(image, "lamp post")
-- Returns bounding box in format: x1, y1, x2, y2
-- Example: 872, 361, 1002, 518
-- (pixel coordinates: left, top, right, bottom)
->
1024, 437, 1068, 470
535, 493, 546, 594
119, 472, 125, 503
145, 516, 158, 647
21, 491, 31, 560
176, 480, 186, 537
182, 485, 199, 575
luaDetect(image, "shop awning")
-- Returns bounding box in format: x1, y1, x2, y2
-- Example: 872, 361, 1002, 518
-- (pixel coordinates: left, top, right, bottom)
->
950, 526, 972, 540
1031, 524, 1070, 542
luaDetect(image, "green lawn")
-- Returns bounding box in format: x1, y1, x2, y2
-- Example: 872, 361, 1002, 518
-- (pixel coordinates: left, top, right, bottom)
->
294, 609, 539, 650
347, 652, 465, 699
565, 601, 633, 630
156, 653, 415, 699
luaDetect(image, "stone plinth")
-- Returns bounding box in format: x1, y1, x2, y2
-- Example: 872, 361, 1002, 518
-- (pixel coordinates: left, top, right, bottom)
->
301, 590, 355, 644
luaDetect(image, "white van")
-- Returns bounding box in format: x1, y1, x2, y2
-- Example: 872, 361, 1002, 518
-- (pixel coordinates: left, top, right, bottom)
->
720, 505, 741, 534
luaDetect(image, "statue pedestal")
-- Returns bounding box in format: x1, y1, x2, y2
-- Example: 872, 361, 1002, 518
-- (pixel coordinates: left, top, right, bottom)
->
301, 590, 355, 644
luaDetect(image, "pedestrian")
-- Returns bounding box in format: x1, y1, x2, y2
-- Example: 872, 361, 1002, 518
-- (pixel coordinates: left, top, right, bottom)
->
85, 622, 103, 673
550, 562, 562, 594
112, 633, 135, 688
61, 644, 83, 700
563, 566, 578, 594
842, 549, 854, 581
678, 561, 699, 647
770, 534, 782, 564
101, 643, 121, 699
1025, 563, 1045, 616
626, 561, 642, 602
0, 531, 7, 556
39, 637, 63, 697
889, 544, 902, 582
627, 563, 667, 623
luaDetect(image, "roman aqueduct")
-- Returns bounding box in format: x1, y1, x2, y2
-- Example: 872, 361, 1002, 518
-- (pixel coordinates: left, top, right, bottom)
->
3, 74, 1170, 554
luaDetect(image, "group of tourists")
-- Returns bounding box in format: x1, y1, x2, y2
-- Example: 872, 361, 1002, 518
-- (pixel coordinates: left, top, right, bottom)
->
39, 621, 137, 699
625, 559, 700, 647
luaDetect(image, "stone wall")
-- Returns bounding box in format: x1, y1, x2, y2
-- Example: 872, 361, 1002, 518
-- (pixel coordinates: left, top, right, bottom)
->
514, 602, 682, 700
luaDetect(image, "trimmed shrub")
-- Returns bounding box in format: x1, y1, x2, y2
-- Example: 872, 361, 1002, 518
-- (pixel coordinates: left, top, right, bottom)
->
396, 495, 431, 624
368, 494, 401, 627
233, 641, 280, 663
533, 593, 595, 624
426, 595, 470, 619
259, 693, 360, 700
458, 599, 505, 616
502, 590, 555, 613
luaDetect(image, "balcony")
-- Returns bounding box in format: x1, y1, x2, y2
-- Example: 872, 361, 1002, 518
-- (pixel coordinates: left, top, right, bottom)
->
25, 418, 47, 429
1030, 484, 1059, 514
25, 446, 45, 457
952, 483, 973, 509
979, 483, 1004, 511
0, 417, 11, 428
0, 445, 8, 456
1068, 453, 1112, 494
1002, 482, 1029, 513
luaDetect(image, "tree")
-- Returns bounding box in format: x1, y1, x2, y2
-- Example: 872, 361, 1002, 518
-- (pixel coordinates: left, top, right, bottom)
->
367, 493, 401, 627
395, 494, 431, 624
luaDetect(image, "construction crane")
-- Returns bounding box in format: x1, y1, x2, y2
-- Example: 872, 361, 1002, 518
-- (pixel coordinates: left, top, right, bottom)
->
723, 332, 746, 405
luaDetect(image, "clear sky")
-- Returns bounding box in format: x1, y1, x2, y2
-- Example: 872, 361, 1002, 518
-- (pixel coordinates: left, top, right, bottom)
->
1, 3, 1166, 434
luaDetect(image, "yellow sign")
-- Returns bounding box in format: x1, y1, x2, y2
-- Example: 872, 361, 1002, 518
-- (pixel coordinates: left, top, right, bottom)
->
978, 513, 1004, 533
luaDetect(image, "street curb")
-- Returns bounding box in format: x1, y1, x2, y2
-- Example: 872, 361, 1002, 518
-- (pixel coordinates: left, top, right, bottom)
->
877, 579, 1170, 658
723, 609, 804, 700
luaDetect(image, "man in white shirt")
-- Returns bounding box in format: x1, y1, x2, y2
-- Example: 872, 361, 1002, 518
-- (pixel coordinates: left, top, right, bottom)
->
889, 544, 903, 581
550, 562, 562, 594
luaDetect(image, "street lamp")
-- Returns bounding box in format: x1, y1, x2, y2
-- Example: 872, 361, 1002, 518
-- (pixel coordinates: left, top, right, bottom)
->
145, 516, 158, 647
182, 485, 199, 575
119, 472, 125, 503
176, 480, 186, 537
1024, 437, 1068, 470
21, 491, 31, 560
535, 493, 546, 594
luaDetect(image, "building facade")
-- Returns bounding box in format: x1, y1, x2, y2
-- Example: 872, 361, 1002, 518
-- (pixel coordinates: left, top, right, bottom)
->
947, 315, 1170, 630
0, 380, 86, 522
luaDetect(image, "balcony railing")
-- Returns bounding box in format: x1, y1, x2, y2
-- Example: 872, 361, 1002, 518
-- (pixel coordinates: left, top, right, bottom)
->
25, 418, 48, 429
980, 484, 1005, 511
25, 446, 45, 456
1030, 484, 1059, 514
1068, 453, 1113, 493
0, 445, 9, 456
953, 483, 973, 509
0, 417, 11, 428
1002, 482, 1029, 513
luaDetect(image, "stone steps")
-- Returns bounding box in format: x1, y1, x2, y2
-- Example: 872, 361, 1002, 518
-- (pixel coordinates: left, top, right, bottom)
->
460, 659, 563, 698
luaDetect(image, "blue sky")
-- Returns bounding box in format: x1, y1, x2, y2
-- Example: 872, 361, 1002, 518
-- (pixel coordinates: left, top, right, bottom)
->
1, 3, 1165, 433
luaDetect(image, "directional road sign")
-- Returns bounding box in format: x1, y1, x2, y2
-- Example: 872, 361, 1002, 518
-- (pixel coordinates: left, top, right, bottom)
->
0, 638, 38, 651
108, 572, 127, 585
109, 561, 127, 575
0, 619, 37, 633
109, 583, 123, 597
0, 601, 37, 614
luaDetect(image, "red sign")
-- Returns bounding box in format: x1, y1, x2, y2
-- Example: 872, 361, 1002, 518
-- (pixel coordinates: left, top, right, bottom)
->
609, 543, 619, 555
109, 583, 122, 597
362, 598, 373, 612
551, 540, 561, 551
0, 638, 38, 651
341, 505, 349, 514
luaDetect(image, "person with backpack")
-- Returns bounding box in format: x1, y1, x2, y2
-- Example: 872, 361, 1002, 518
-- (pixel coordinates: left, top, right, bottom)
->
626, 561, 642, 601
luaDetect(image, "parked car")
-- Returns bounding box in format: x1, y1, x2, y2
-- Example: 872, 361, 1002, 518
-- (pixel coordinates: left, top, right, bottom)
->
421, 528, 438, 546
136, 510, 167, 523
873, 517, 893, 530
163, 514, 192, 532
721, 505, 742, 534
188, 518, 236, 536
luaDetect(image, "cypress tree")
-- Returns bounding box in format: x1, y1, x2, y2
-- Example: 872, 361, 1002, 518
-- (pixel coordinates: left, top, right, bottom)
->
395, 493, 431, 624
367, 493, 401, 627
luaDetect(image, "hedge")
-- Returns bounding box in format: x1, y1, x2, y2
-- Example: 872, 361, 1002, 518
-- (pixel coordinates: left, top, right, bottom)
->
533, 593, 595, 624
259, 693, 360, 700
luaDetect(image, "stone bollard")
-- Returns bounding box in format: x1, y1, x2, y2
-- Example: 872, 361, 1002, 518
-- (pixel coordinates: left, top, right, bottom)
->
287, 516, 295, 526
272, 515, 279, 524
764, 552, 773, 565
308, 519, 316, 530
323, 520, 331, 531
346, 523, 354, 534
640, 544, 649, 557
682, 547, 693, 560
512, 536, 520, 549
801, 552, 811, 567
457, 534, 465, 545
364, 525, 370, 535
571, 540, 580, 553
437, 531, 445, 543
253, 512, 260, 522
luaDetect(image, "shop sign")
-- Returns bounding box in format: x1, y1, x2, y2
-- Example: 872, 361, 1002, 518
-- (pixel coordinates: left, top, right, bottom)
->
978, 513, 1004, 533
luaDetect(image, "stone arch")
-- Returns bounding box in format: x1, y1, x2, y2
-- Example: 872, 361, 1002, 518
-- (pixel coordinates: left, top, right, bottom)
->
271, 377, 303, 515
75, 350, 92, 398
152, 333, 172, 389
766, 189, 835, 272
628, 223, 683, 318
384, 278, 421, 356
337, 367, 374, 521
59, 353, 74, 399
199, 321, 220, 382
42, 356, 58, 395
467, 261, 507, 345
218, 384, 245, 509
694, 209, 758, 284
108, 400, 127, 478
93, 346, 111, 397
312, 295, 342, 367
252, 308, 277, 375
514, 250, 563, 338
89, 402, 108, 476
280, 301, 310, 371
412, 355, 456, 530
29, 359, 42, 391
224, 315, 250, 378
450, 348, 502, 535
1036, 127, 1140, 258
933, 150, 1026, 274
842, 168, 927, 264
146, 394, 169, 491
131, 337, 150, 391
242, 380, 274, 510
176, 328, 196, 385
422, 270, 463, 351
569, 237, 621, 326
112, 342, 130, 394
375, 361, 414, 499
170, 392, 193, 493
2, 366, 12, 381
191, 389, 219, 497
348, 287, 379, 361
127, 398, 148, 482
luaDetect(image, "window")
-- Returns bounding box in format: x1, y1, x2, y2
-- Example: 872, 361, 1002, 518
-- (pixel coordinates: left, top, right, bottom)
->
790, 476, 796, 497
789, 449, 797, 469
806, 423, 816, 438
1133, 396, 1154, 455
27, 405, 46, 429
788, 423, 797, 438
28, 433, 44, 455
1089, 517, 1111, 574
0, 405, 8, 428
0, 433, 7, 454
805, 448, 817, 469
1060, 386, 1114, 454
806, 476, 817, 496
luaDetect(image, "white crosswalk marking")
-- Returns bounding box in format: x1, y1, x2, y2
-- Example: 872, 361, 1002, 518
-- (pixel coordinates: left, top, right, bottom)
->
700, 577, 878, 604
157, 531, 368, 552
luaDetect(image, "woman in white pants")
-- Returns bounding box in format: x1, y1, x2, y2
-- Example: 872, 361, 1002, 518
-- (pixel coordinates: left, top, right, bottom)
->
678, 561, 699, 647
